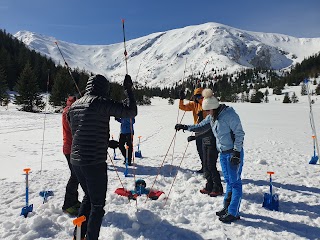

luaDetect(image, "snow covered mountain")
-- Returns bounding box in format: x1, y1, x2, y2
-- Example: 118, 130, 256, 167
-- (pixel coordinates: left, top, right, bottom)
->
14, 22, 320, 87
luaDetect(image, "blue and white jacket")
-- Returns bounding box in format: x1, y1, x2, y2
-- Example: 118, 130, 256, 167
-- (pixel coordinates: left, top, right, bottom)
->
187, 105, 245, 153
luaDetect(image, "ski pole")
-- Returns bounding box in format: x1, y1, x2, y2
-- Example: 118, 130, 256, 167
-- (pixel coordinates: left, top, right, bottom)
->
54, 41, 82, 97
73, 216, 86, 240
121, 19, 128, 74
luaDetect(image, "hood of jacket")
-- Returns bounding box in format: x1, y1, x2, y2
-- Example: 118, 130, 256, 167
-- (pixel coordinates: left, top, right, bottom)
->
85, 74, 110, 98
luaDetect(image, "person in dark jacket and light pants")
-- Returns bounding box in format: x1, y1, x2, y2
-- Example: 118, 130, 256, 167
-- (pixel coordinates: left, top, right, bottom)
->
68, 74, 137, 240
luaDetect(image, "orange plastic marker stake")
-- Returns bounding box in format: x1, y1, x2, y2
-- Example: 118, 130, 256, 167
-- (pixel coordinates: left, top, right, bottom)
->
73, 216, 86, 240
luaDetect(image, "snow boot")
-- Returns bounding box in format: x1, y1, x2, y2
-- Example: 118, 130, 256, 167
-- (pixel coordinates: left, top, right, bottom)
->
63, 202, 80, 217
215, 207, 228, 217
209, 191, 223, 197
200, 188, 211, 194
216, 192, 231, 216
219, 213, 240, 223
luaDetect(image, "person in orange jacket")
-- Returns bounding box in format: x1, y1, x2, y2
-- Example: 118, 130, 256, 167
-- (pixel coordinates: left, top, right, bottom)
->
62, 96, 80, 216
179, 87, 208, 173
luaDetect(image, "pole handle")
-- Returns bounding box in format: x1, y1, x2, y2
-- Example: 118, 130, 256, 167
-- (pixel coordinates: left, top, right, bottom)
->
23, 168, 31, 174
267, 171, 274, 176
73, 215, 86, 227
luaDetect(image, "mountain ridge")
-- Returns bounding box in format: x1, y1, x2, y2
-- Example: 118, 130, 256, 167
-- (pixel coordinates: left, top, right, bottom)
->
14, 22, 320, 87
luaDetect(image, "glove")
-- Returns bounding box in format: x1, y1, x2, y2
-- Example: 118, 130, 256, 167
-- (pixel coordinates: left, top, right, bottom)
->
175, 124, 188, 131
197, 110, 203, 122
179, 89, 185, 100
123, 74, 133, 91
108, 140, 119, 149
230, 150, 241, 165
187, 135, 196, 142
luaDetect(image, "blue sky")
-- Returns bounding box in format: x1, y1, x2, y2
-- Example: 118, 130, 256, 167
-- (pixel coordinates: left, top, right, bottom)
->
0, 0, 319, 45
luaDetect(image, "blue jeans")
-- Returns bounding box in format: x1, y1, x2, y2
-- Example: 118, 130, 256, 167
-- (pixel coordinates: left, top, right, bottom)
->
220, 149, 244, 217
73, 162, 107, 240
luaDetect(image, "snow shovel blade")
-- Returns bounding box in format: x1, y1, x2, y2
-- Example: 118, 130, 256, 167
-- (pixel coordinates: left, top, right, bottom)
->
263, 193, 279, 211
309, 155, 319, 164
115, 188, 131, 197
135, 150, 142, 158
21, 204, 33, 218
148, 190, 164, 200
39, 190, 54, 198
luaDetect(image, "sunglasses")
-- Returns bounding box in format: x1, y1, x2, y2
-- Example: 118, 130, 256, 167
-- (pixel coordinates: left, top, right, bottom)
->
194, 94, 203, 99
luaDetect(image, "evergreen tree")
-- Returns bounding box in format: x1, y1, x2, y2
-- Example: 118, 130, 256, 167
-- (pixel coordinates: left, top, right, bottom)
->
250, 91, 264, 103
291, 92, 299, 103
273, 86, 283, 95
49, 68, 75, 106
301, 82, 308, 95
15, 62, 44, 112
240, 92, 246, 103
230, 93, 238, 103
168, 97, 174, 105
283, 93, 291, 103
0, 65, 8, 104
264, 89, 269, 103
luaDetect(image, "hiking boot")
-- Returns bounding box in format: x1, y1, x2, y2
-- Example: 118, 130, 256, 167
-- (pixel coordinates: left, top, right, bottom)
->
200, 188, 211, 194
75, 201, 81, 208
209, 191, 223, 197
63, 204, 79, 217
219, 213, 240, 223
216, 207, 228, 217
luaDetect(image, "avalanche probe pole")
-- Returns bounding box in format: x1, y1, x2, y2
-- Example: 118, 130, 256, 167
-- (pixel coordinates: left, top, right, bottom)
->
122, 19, 128, 74
306, 79, 320, 164
54, 41, 82, 97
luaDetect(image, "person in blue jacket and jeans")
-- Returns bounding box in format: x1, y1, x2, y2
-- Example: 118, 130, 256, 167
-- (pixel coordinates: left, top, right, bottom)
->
175, 89, 245, 223
115, 117, 135, 165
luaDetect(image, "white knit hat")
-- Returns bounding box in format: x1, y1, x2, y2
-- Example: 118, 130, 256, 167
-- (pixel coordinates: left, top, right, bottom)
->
201, 89, 219, 110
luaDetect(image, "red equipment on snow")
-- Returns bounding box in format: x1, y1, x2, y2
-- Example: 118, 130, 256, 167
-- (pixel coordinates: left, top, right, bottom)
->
115, 179, 164, 200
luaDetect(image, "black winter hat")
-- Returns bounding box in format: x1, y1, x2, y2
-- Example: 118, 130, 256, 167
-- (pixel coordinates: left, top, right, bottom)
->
85, 74, 110, 98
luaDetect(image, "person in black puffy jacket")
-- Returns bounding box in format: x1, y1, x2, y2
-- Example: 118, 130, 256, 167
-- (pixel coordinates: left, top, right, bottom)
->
68, 74, 137, 240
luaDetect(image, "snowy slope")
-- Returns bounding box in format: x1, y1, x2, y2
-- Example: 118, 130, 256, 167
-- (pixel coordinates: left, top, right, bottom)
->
1, 86, 320, 239
14, 22, 320, 88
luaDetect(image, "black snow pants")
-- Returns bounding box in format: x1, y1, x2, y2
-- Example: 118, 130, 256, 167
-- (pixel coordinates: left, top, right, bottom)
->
202, 135, 223, 192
